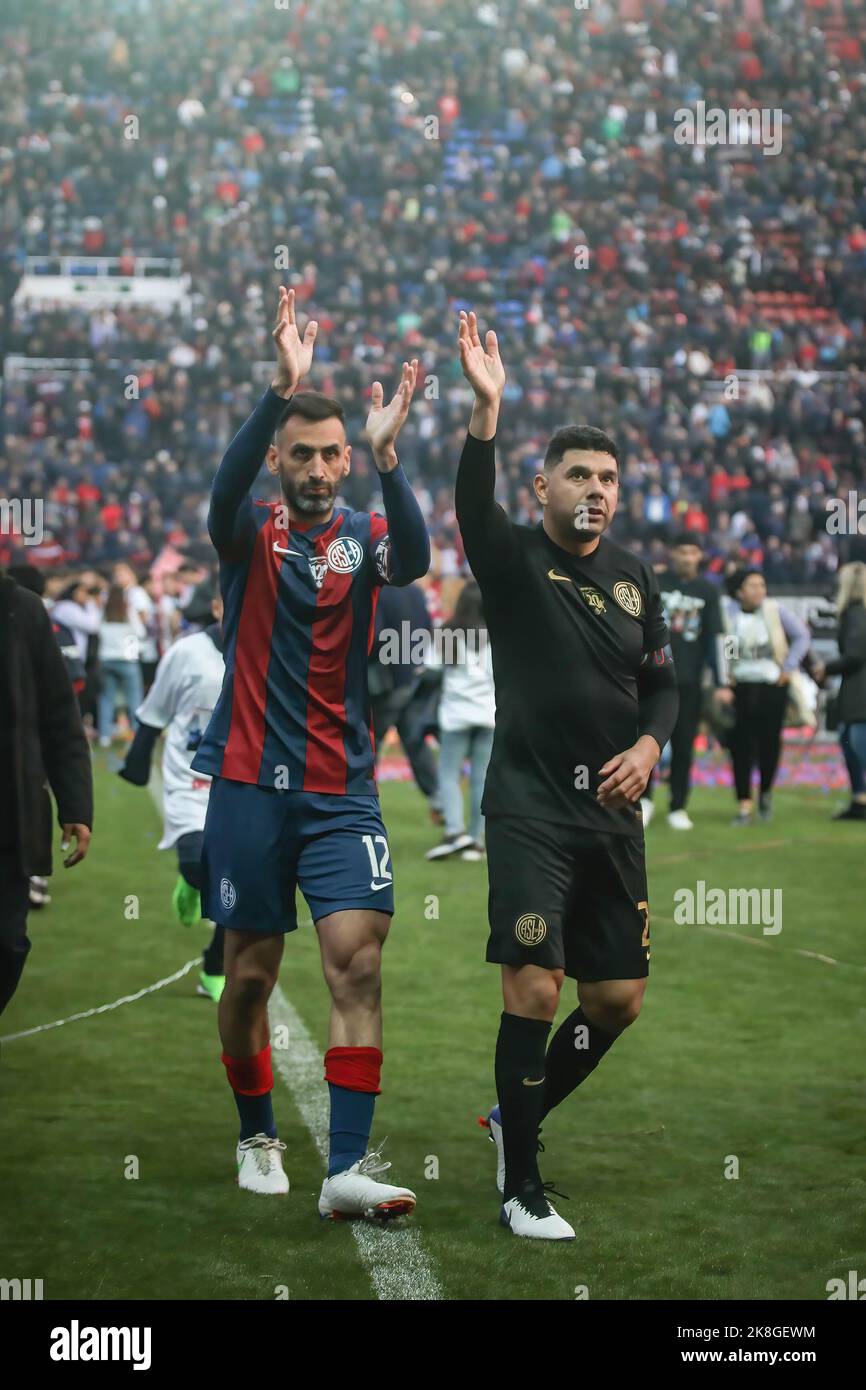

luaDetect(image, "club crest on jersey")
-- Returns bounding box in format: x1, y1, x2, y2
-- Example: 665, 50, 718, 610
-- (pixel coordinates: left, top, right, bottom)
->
220, 877, 236, 913
515, 913, 547, 946
326, 536, 363, 574
579, 586, 606, 616
613, 581, 644, 617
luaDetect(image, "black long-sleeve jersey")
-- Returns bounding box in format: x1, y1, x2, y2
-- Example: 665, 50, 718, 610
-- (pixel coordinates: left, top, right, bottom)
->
455, 431, 678, 836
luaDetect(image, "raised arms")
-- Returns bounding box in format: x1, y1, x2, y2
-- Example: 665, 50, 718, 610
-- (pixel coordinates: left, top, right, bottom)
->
454, 309, 518, 583
209, 287, 318, 555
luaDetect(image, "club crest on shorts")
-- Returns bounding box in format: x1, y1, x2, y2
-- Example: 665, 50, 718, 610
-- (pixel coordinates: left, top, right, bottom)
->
326, 536, 363, 574
613, 581, 644, 617
515, 913, 547, 946
220, 877, 236, 913
579, 586, 606, 616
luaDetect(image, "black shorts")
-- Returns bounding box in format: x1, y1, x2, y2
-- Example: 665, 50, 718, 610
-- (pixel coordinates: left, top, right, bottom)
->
485, 817, 650, 982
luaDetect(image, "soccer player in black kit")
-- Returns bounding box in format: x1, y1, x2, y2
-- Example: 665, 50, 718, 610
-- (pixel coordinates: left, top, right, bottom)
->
455, 312, 679, 1240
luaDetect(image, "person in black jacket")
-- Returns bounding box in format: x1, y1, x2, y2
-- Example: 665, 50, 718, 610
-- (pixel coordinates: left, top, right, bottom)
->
369, 580, 441, 819
0, 572, 94, 1016
643, 532, 731, 830
813, 562, 866, 822
8, 564, 88, 909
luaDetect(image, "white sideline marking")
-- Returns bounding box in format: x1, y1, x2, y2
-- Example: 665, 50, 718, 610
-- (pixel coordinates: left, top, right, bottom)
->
269, 985, 443, 1302
654, 917, 866, 972
0, 956, 200, 1043
147, 767, 442, 1300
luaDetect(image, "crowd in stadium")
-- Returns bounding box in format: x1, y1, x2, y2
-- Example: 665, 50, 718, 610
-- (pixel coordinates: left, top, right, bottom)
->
2, 0, 866, 587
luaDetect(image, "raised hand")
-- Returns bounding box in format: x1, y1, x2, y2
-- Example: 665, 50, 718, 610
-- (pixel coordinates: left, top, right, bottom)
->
365, 359, 418, 471
272, 285, 318, 397
458, 310, 505, 404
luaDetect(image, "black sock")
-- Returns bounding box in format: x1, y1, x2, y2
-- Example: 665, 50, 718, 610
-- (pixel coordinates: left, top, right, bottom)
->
541, 1006, 619, 1119
203, 924, 225, 976
495, 1011, 552, 1200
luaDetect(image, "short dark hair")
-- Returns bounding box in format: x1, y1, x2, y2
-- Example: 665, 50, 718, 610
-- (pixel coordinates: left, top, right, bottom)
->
8, 564, 45, 596
726, 567, 764, 597
543, 425, 619, 472
274, 391, 346, 442
672, 531, 704, 550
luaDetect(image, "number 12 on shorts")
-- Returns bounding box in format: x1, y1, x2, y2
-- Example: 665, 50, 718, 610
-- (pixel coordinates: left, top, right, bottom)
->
362, 833, 392, 888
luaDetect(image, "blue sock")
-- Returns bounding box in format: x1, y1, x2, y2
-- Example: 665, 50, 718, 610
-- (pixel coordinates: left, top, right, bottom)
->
234, 1091, 277, 1142
328, 1083, 375, 1176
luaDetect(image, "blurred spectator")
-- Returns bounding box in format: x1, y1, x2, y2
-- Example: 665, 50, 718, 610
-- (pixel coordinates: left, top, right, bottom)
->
424, 581, 495, 862
97, 583, 144, 746
722, 569, 813, 825
814, 561, 866, 820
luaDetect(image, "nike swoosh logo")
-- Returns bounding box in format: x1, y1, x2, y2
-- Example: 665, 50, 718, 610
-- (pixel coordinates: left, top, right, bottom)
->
547, 569, 573, 583
273, 542, 304, 557
370, 880, 392, 892
522, 1076, 545, 1086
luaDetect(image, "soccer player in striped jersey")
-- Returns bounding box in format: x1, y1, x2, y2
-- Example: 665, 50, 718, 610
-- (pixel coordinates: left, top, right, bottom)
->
191, 287, 430, 1218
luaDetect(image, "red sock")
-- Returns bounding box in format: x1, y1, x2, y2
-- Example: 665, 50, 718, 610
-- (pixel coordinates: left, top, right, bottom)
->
222, 1046, 276, 1140
222, 1044, 273, 1096
324, 1045, 382, 1094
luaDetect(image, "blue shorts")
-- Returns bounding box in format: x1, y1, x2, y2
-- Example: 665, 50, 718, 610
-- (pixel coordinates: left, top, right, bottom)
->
200, 778, 395, 934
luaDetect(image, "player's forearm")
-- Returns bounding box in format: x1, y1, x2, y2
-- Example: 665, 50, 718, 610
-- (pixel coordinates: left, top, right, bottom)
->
455, 430, 496, 523
208, 387, 287, 545
379, 465, 430, 584
637, 661, 679, 755
469, 398, 500, 441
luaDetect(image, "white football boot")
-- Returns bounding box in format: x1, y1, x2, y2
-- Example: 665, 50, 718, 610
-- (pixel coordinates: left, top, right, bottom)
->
667, 810, 694, 831
236, 1133, 289, 1195
501, 1185, 575, 1241
483, 1106, 505, 1195
318, 1142, 416, 1222
639, 797, 655, 829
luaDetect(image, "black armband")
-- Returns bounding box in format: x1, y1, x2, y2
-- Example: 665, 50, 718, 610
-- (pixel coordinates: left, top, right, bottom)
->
637, 646, 679, 752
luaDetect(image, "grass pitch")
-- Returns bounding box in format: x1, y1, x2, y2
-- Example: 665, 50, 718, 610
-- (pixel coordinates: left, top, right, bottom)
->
1, 755, 864, 1301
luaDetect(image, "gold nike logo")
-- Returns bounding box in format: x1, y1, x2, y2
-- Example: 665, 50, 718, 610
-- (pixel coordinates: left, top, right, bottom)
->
522, 1076, 545, 1087
547, 569, 572, 583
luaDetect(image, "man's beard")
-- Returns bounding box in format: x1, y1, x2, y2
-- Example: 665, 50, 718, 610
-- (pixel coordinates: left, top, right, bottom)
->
283, 476, 336, 516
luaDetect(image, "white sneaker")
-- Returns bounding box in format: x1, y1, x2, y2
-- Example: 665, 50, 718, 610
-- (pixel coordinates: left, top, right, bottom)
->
501, 1189, 575, 1241
484, 1106, 505, 1195
667, 810, 694, 831
639, 797, 655, 829
236, 1133, 289, 1195
460, 842, 485, 862
425, 833, 474, 861
318, 1143, 416, 1222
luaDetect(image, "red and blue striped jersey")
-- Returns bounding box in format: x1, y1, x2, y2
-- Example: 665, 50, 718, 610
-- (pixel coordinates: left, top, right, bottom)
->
191, 388, 430, 795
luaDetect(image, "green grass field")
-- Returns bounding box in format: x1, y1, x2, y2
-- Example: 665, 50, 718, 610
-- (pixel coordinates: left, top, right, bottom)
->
2, 755, 865, 1301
